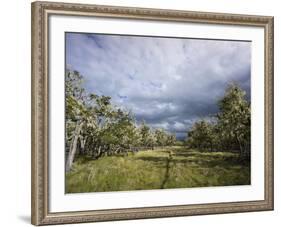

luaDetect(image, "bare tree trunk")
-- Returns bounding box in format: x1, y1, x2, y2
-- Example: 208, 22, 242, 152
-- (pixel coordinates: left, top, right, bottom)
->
93, 145, 102, 159
97, 146, 101, 156
80, 136, 87, 155
236, 134, 243, 156
114, 147, 121, 154
66, 121, 83, 172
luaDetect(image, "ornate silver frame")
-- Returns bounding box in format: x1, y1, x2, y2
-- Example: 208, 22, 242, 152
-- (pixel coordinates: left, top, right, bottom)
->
31, 1, 274, 225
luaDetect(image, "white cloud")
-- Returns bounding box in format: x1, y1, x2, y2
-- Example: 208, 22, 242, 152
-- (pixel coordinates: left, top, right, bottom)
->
66, 33, 251, 138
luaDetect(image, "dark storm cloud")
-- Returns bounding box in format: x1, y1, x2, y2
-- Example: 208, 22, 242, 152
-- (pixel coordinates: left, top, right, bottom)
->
66, 33, 251, 139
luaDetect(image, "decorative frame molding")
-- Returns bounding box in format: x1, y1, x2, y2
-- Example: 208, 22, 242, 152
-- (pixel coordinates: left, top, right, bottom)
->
31, 1, 274, 225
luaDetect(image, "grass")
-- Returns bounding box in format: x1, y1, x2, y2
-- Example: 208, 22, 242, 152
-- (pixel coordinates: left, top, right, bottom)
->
66, 146, 250, 193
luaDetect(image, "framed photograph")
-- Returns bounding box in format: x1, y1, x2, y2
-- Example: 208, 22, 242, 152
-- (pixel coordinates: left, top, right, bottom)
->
31, 1, 274, 225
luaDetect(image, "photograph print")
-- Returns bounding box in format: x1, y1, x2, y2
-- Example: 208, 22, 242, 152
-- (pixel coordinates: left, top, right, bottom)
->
65, 32, 251, 193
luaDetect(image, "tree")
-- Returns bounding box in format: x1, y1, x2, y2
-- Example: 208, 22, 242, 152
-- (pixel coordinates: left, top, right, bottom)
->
154, 129, 168, 147
146, 131, 157, 148
65, 70, 88, 172
186, 120, 214, 151
139, 121, 151, 147
65, 70, 118, 169
186, 83, 251, 155
217, 83, 250, 155
65, 68, 184, 172
166, 134, 176, 146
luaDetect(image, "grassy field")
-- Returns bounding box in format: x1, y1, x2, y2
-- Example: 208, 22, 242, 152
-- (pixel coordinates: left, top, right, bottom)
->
66, 146, 250, 193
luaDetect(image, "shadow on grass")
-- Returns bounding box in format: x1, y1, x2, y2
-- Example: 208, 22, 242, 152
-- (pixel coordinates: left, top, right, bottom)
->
135, 156, 169, 169
136, 148, 250, 170
160, 154, 173, 189
135, 156, 167, 164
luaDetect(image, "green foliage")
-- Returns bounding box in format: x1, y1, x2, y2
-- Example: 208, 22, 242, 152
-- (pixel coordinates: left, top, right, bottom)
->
187, 120, 215, 151
66, 68, 250, 176
217, 83, 251, 155
65, 69, 251, 192
186, 83, 251, 156
65, 69, 177, 171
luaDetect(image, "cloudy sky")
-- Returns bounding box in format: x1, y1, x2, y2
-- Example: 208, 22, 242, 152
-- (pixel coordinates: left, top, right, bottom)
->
66, 33, 251, 140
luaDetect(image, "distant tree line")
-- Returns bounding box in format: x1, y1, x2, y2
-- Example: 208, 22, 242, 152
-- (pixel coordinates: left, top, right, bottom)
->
186, 84, 251, 156
65, 69, 176, 172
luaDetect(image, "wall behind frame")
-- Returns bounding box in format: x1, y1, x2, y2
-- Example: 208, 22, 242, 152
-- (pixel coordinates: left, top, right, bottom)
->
0, 0, 279, 227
